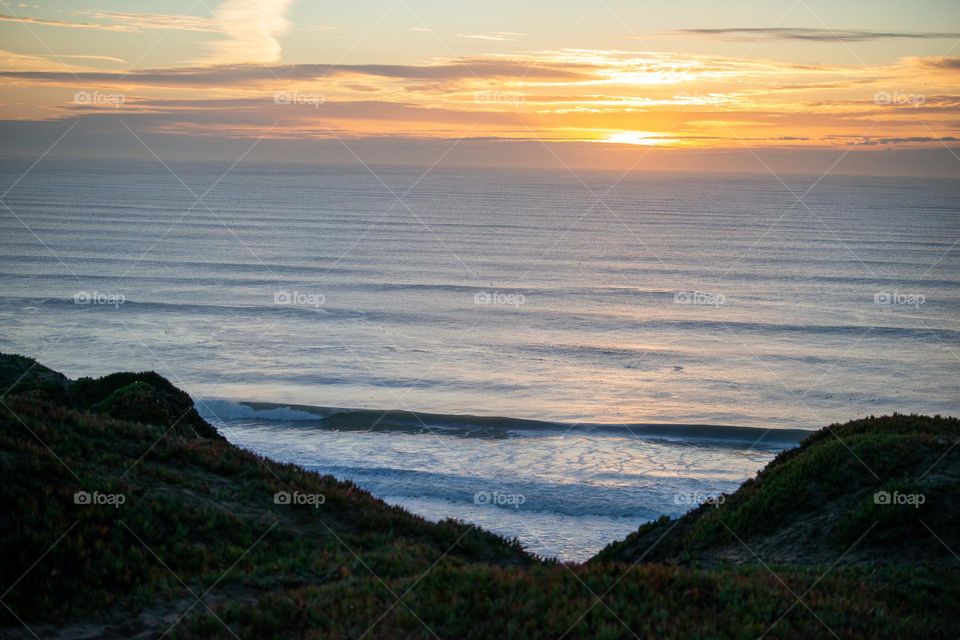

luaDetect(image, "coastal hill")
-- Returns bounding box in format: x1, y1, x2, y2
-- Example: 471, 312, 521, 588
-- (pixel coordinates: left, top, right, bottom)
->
595, 413, 960, 566
1, 353, 957, 639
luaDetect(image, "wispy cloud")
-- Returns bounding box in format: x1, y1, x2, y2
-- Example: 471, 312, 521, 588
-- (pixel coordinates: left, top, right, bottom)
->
825, 135, 960, 145
0, 12, 136, 32
0, 48, 126, 69
53, 54, 127, 64
907, 56, 960, 71
204, 0, 299, 64
77, 11, 217, 32
672, 27, 960, 42
456, 31, 525, 42
0, 47, 63, 71
0, 59, 595, 85
0, 10, 216, 33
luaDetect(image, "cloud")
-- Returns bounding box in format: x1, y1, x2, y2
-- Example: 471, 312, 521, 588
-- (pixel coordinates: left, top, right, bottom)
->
672, 28, 960, 42
456, 32, 525, 42
0, 59, 595, 85
0, 48, 125, 73
54, 54, 127, 64
0, 12, 136, 32
77, 11, 218, 32
907, 56, 960, 71
46, 97, 537, 144
1, 47, 956, 157
0, 47, 62, 71
854, 136, 960, 145
204, 0, 299, 64
0, 10, 216, 33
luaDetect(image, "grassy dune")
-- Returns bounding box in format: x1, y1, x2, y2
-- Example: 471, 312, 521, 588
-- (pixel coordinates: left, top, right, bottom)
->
1, 354, 957, 639
595, 414, 960, 566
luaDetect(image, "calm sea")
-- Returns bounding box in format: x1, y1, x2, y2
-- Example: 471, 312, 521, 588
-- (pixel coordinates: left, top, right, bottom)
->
2, 157, 957, 558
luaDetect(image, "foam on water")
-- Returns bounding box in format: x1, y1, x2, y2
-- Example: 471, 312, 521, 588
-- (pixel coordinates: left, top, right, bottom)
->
197, 399, 810, 446
208, 407, 796, 560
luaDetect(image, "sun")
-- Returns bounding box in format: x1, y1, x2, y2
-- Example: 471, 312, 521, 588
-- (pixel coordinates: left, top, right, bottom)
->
602, 131, 676, 146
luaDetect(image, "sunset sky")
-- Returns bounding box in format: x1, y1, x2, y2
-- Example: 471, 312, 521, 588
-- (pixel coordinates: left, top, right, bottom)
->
1, 0, 958, 173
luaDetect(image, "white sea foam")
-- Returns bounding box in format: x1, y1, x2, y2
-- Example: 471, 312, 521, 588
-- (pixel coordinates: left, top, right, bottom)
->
198, 399, 332, 422
215, 415, 789, 561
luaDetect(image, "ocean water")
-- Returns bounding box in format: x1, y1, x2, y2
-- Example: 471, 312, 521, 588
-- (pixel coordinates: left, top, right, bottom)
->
200, 401, 805, 561
1, 157, 958, 559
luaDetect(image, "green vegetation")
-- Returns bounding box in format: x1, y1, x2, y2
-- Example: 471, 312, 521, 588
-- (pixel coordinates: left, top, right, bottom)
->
595, 414, 960, 566
1, 353, 957, 639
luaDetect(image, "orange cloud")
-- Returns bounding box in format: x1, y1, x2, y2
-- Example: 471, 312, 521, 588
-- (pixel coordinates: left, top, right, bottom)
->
0, 48, 956, 151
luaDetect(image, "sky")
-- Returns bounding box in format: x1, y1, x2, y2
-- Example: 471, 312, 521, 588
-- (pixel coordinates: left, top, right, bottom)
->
0, 0, 959, 174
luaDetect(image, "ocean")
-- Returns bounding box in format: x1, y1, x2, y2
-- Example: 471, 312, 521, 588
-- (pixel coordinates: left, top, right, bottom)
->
1, 157, 957, 560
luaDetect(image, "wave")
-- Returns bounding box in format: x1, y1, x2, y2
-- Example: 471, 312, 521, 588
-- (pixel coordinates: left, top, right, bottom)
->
197, 399, 811, 447
6, 257, 960, 291
13, 297, 960, 343
297, 463, 730, 518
